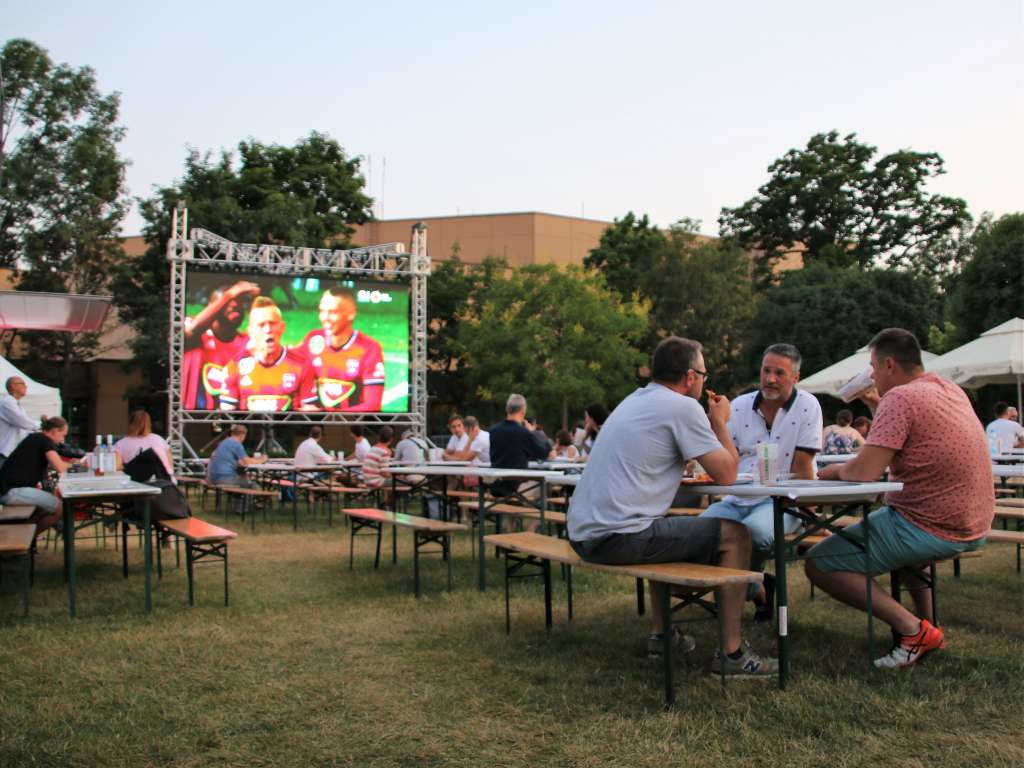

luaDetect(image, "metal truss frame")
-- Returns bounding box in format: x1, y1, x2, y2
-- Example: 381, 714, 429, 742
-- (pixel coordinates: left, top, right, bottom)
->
166, 209, 430, 471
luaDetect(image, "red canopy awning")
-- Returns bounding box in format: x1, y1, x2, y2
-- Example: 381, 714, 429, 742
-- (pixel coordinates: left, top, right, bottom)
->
0, 291, 112, 332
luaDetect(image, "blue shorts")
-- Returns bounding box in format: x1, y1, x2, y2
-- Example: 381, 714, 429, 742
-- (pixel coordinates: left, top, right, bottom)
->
807, 505, 986, 577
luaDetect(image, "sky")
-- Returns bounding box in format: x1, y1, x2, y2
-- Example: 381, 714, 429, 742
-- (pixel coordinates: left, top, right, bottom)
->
7, 1, 1023, 237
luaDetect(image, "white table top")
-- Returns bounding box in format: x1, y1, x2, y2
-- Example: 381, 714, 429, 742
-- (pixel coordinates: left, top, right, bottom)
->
387, 464, 566, 480
992, 453, 1024, 464
685, 479, 902, 504
59, 475, 162, 498
547, 474, 580, 487
993, 465, 1024, 478
815, 454, 857, 465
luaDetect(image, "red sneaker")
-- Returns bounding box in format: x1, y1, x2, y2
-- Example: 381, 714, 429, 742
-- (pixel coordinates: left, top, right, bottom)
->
875, 619, 945, 669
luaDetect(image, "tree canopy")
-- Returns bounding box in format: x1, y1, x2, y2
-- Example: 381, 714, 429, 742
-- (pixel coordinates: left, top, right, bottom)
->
948, 212, 1024, 343
746, 263, 942, 379
455, 264, 647, 429
110, 133, 373, 393
719, 131, 970, 284
0, 38, 127, 380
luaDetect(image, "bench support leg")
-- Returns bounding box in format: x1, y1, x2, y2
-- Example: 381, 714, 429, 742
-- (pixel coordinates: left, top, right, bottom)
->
392, 525, 397, 565
661, 581, 675, 709
224, 545, 230, 607
445, 535, 453, 593
185, 543, 195, 606
566, 565, 573, 621
413, 530, 421, 599
543, 558, 552, 630
715, 586, 726, 693
953, 557, 961, 579
930, 562, 939, 628
22, 551, 30, 617
504, 550, 511, 635
636, 578, 645, 616
122, 522, 129, 578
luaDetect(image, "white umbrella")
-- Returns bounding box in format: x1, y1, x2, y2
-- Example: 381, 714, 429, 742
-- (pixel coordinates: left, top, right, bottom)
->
799, 345, 938, 398
927, 317, 1024, 412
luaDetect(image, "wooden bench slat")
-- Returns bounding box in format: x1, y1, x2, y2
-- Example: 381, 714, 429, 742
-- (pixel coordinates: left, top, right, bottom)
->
485, 532, 762, 588
221, 487, 277, 497
0, 524, 36, 553
0, 505, 36, 522
996, 498, 1024, 508
159, 517, 237, 542
994, 506, 1024, 520
341, 507, 468, 533
456, 501, 567, 524
985, 529, 1024, 544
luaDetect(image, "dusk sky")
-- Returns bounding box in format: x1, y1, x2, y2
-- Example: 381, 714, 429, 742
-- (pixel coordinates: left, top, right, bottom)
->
7, 1, 1022, 237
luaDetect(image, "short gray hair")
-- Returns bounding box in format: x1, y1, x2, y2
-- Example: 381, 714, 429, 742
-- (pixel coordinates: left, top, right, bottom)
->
763, 343, 802, 373
506, 393, 527, 415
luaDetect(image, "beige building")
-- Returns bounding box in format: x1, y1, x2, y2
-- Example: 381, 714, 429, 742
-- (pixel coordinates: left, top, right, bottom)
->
350, 211, 611, 267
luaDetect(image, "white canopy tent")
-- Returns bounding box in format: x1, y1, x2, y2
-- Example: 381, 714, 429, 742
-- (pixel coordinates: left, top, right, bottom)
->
0, 356, 62, 422
799, 345, 938, 399
926, 317, 1024, 412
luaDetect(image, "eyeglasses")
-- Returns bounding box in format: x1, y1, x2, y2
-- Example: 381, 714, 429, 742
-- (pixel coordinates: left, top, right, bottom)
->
690, 368, 710, 382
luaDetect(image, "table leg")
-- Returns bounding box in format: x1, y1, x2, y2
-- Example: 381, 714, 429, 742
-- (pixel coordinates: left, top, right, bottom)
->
65, 502, 76, 618
661, 582, 675, 709
477, 483, 486, 591
863, 502, 873, 668
292, 470, 299, 531
773, 499, 788, 690
143, 498, 152, 614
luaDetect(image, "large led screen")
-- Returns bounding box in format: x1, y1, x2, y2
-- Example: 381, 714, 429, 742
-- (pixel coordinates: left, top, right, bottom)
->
181, 272, 410, 413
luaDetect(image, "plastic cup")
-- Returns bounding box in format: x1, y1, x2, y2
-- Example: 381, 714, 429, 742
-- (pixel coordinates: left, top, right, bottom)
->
838, 368, 874, 403
756, 442, 779, 486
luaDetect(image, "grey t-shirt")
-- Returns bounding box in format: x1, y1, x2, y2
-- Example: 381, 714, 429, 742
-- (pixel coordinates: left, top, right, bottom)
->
567, 382, 723, 542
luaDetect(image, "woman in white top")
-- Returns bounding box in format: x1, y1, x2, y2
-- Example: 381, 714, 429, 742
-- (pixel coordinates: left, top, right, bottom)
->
549, 429, 580, 461
115, 410, 174, 476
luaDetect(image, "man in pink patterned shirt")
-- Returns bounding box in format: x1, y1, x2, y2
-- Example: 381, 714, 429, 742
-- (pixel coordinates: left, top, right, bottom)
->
807, 328, 993, 669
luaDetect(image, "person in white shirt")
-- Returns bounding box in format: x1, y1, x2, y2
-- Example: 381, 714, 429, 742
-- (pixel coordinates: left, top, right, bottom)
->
446, 416, 489, 489
350, 425, 371, 461
700, 343, 823, 618
0, 377, 41, 464
985, 401, 1024, 451
295, 426, 332, 467
443, 414, 469, 459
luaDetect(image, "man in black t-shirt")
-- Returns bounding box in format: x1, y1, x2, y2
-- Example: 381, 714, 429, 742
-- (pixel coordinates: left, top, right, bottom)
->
488, 394, 550, 524
0, 416, 78, 533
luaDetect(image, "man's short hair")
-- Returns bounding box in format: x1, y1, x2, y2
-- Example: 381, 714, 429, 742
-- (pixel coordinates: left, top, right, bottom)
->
376, 426, 393, 443
230, 424, 248, 437
448, 413, 463, 426
251, 296, 279, 312
326, 286, 356, 304
763, 343, 802, 373
869, 328, 923, 372
836, 409, 853, 427
651, 337, 703, 383
350, 425, 364, 438
506, 393, 526, 415
994, 401, 1010, 418
5, 377, 20, 394
585, 403, 608, 426
464, 416, 479, 431
310, 426, 323, 439
852, 416, 872, 430
42, 416, 67, 431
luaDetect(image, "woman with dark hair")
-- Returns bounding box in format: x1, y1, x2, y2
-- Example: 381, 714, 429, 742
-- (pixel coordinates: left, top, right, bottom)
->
578, 403, 608, 458
549, 429, 580, 461
821, 409, 864, 455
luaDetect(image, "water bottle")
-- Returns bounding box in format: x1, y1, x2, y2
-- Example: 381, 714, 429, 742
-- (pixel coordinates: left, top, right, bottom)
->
104, 434, 116, 473
93, 435, 103, 476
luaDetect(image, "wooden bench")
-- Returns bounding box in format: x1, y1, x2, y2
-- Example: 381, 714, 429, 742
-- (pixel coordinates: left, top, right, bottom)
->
485, 531, 762, 708
175, 476, 204, 501
158, 518, 237, 606
0, 505, 36, 523
996, 498, 1024, 509
0, 524, 36, 616
340, 508, 468, 597
667, 507, 704, 517
985, 528, 1024, 572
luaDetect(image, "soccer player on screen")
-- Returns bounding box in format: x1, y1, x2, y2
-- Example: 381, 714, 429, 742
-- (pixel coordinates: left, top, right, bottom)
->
298, 287, 385, 412
219, 297, 304, 412
181, 281, 260, 409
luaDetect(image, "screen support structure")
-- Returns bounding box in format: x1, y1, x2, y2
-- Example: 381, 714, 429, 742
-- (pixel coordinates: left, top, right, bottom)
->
166, 208, 430, 474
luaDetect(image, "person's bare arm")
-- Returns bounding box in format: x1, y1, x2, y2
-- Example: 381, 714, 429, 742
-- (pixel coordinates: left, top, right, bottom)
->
185, 281, 260, 346
238, 454, 267, 467
857, 387, 881, 415
791, 450, 816, 480
45, 449, 74, 474
818, 445, 895, 481
697, 394, 738, 484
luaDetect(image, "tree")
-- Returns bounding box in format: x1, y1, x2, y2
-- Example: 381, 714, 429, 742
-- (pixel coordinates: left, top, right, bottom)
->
0, 39, 127, 382
719, 131, 970, 284
586, 215, 757, 394
746, 263, 942, 380
456, 264, 647, 429
948, 212, 1024, 343
110, 133, 373, 394
584, 212, 668, 301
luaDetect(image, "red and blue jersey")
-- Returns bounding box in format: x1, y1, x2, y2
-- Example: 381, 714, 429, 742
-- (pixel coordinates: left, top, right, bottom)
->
297, 330, 385, 411
181, 330, 250, 410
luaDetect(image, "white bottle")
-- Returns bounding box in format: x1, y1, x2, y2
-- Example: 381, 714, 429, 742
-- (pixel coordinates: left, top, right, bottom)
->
93, 435, 103, 473
104, 434, 116, 473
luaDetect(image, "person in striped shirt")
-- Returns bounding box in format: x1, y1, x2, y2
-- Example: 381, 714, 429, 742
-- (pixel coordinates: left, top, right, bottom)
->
361, 427, 393, 493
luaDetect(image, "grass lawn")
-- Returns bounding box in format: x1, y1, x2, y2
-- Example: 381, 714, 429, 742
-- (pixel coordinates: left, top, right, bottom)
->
1, 500, 1022, 767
